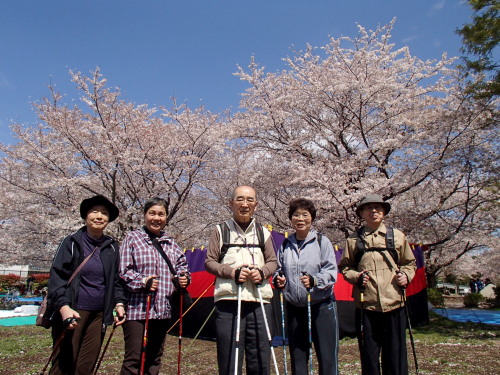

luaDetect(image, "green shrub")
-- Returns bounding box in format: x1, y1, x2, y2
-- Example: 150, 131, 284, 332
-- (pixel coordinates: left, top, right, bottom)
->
463, 292, 484, 308
427, 288, 445, 307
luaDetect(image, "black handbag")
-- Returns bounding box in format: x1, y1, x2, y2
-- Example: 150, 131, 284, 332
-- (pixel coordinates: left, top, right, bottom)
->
151, 238, 192, 321
35, 294, 54, 328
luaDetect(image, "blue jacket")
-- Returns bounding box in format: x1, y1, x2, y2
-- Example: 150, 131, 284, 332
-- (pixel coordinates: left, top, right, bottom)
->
275, 229, 337, 307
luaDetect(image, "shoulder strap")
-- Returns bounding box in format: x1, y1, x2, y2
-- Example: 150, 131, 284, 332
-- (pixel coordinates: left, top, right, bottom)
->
385, 227, 398, 265
354, 227, 398, 268
218, 221, 231, 263
218, 221, 266, 262
151, 238, 176, 276
386, 226, 395, 250
317, 232, 323, 248
67, 244, 100, 285
255, 222, 265, 251
354, 228, 365, 269
281, 237, 289, 249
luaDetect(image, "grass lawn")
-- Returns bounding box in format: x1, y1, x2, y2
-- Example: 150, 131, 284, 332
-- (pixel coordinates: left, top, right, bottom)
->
0, 311, 498, 374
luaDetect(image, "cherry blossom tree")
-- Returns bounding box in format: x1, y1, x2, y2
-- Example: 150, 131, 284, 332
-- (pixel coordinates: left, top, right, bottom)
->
0, 68, 228, 264
232, 21, 499, 285
0, 22, 497, 286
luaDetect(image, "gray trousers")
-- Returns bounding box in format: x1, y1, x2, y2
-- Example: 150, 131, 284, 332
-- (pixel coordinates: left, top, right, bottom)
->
215, 300, 272, 375
287, 299, 339, 375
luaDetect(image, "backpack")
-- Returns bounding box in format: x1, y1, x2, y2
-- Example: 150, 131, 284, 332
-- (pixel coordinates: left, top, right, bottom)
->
218, 221, 266, 262
354, 226, 397, 268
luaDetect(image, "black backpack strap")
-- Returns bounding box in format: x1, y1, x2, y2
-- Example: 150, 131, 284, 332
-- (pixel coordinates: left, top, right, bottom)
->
355, 226, 399, 269
354, 227, 366, 269
218, 221, 231, 263
385, 227, 398, 265
386, 227, 395, 250
255, 222, 265, 251
317, 233, 323, 248
281, 237, 289, 249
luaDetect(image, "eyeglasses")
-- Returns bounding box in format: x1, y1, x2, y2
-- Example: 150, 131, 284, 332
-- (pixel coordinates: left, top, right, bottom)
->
233, 197, 256, 205
292, 212, 311, 219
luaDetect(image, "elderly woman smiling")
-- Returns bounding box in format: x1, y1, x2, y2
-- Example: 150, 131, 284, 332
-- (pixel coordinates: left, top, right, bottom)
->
119, 197, 190, 375
47, 195, 127, 375
274, 198, 339, 375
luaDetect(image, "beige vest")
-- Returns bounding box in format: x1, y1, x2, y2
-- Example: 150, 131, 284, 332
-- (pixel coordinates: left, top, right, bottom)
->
214, 219, 273, 303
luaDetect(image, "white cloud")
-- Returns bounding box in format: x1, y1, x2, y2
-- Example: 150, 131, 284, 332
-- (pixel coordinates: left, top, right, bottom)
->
431, 1, 446, 11
428, 0, 446, 16
402, 35, 419, 44
0, 72, 12, 88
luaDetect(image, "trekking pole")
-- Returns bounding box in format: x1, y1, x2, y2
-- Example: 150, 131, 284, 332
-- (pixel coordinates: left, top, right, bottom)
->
279, 284, 289, 375
357, 270, 369, 374
40, 318, 78, 375
177, 283, 184, 375
398, 272, 419, 375
40, 328, 67, 375
188, 306, 216, 350
167, 280, 215, 334
256, 285, 280, 375
359, 286, 365, 374
302, 272, 313, 375
140, 287, 154, 375
93, 323, 117, 375
306, 288, 313, 375
234, 282, 242, 375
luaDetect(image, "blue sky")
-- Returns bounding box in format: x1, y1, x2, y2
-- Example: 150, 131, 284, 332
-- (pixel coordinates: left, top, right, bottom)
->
0, 1, 472, 145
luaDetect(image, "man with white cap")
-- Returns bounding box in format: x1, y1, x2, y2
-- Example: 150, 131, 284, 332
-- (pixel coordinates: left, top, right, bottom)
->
339, 194, 416, 375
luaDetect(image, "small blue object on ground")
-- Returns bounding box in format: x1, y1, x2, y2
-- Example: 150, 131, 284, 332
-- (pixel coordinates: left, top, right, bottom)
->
433, 308, 500, 325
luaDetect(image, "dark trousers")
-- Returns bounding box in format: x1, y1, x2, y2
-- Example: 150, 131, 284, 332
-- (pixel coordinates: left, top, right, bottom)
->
120, 319, 169, 375
215, 300, 272, 375
50, 310, 105, 375
356, 307, 408, 375
287, 300, 339, 375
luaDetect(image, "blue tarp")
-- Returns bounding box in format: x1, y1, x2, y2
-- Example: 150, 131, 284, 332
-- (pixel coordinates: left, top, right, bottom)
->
433, 308, 500, 325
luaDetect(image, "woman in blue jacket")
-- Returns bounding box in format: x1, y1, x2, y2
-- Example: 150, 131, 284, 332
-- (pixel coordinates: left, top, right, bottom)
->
47, 195, 127, 375
274, 198, 339, 375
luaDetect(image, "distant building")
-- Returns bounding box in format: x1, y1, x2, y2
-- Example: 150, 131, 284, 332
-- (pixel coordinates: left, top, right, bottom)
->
436, 282, 470, 295
0, 264, 50, 278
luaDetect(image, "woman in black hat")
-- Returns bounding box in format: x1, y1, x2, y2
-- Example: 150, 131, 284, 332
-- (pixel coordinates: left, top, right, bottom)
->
47, 195, 127, 375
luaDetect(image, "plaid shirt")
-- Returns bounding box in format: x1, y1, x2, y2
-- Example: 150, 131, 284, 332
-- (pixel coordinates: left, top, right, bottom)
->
119, 228, 189, 320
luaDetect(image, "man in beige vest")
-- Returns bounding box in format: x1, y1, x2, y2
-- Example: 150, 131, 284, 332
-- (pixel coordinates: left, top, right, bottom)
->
205, 185, 277, 375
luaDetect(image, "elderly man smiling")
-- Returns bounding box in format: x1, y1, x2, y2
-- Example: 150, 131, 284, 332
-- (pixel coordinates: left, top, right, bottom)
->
205, 185, 277, 375
339, 194, 416, 375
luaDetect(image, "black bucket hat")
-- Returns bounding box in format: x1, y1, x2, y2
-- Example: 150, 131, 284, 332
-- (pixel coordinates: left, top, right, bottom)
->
80, 195, 119, 222
355, 194, 391, 217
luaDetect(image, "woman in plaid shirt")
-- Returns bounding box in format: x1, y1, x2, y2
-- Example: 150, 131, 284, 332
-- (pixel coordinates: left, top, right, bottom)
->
119, 197, 190, 375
